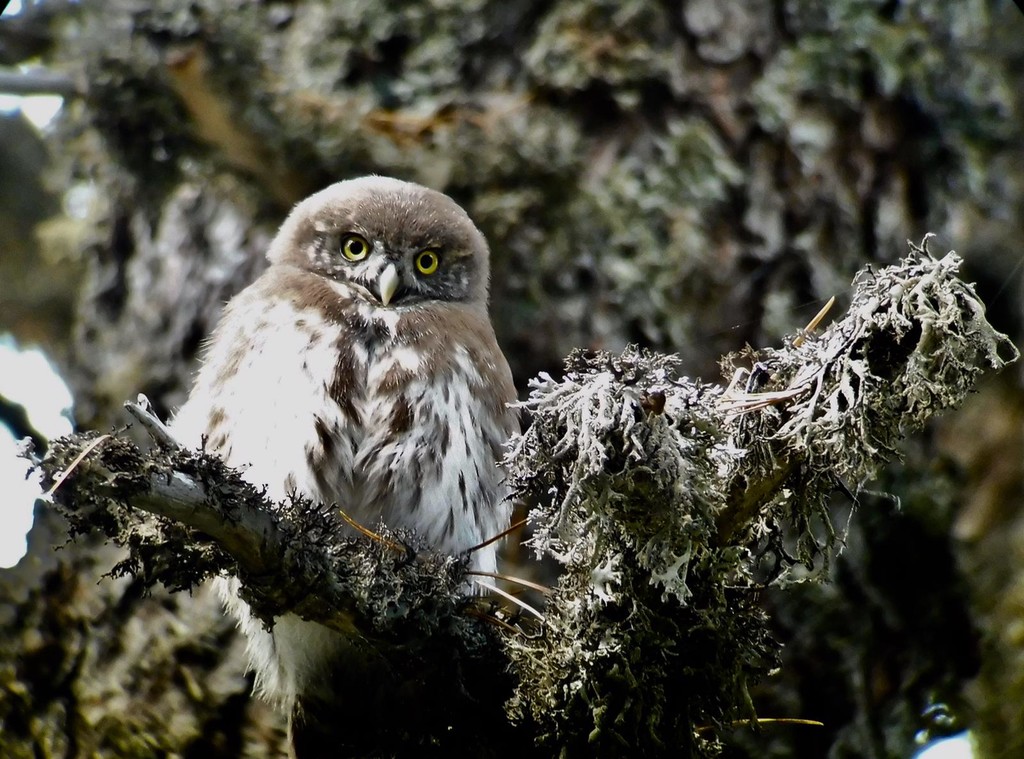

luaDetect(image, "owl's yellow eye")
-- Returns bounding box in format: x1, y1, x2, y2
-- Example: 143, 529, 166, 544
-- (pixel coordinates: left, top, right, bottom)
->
415, 250, 440, 275
341, 234, 370, 261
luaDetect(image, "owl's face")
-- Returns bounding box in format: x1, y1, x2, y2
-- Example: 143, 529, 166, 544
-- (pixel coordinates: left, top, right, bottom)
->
267, 176, 490, 308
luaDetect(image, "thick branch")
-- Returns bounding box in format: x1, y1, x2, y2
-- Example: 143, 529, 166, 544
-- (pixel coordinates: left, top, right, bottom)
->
39, 433, 466, 636
133, 469, 281, 575
716, 456, 796, 546
37, 430, 526, 757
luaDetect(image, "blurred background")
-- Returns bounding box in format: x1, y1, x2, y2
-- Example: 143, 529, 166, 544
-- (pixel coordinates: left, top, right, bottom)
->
0, 1, 1021, 757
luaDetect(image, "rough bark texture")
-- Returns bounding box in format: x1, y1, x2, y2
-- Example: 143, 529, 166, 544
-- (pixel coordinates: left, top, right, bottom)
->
2, 0, 1023, 757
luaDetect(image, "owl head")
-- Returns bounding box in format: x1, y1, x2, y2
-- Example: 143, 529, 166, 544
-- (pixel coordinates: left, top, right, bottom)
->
266, 176, 491, 308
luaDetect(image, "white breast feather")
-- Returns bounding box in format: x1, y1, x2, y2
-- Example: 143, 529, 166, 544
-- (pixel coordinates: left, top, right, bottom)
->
172, 299, 357, 703
172, 299, 509, 706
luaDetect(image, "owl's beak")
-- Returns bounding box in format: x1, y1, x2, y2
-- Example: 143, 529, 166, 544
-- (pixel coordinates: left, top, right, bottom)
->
377, 264, 400, 307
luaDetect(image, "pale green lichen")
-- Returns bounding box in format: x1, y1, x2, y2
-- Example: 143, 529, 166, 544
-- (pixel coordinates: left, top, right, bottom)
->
524, 0, 683, 100
503, 240, 1017, 757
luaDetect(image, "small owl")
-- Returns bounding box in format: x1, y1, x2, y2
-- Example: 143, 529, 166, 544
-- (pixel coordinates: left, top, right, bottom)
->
170, 177, 517, 741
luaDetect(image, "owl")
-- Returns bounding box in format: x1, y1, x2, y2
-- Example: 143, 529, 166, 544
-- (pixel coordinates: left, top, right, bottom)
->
170, 176, 518, 747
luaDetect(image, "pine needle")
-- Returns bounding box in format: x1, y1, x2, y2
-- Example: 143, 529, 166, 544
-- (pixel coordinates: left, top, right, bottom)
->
472, 578, 546, 623
793, 296, 836, 347
45, 434, 111, 497
337, 508, 406, 553
467, 516, 527, 554
466, 570, 552, 595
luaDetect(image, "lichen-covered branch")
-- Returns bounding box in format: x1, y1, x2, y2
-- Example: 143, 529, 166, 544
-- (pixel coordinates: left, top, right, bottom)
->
41, 430, 479, 630
39, 429, 522, 756
716, 238, 1019, 546
501, 240, 1017, 757
34, 240, 1016, 758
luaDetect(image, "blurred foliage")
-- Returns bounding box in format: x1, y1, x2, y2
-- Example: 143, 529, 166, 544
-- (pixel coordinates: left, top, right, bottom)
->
40, 0, 1022, 389
0, 113, 70, 345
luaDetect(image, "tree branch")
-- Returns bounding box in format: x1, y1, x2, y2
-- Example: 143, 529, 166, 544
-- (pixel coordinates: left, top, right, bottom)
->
32, 238, 1018, 758
502, 238, 1018, 754
0, 68, 78, 96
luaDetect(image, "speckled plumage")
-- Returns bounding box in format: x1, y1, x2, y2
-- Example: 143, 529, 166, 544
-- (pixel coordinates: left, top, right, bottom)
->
170, 177, 517, 724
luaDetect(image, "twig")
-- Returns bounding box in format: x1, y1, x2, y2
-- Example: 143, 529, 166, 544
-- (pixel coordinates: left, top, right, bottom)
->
337, 508, 407, 553
124, 394, 180, 449
467, 516, 527, 554
44, 434, 110, 497
472, 578, 546, 623
792, 296, 836, 348
695, 717, 825, 735
464, 606, 532, 638
466, 570, 552, 595
0, 68, 78, 96
719, 296, 837, 415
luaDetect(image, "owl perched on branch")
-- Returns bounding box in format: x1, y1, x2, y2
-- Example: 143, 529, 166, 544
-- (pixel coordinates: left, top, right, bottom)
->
170, 176, 518, 751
